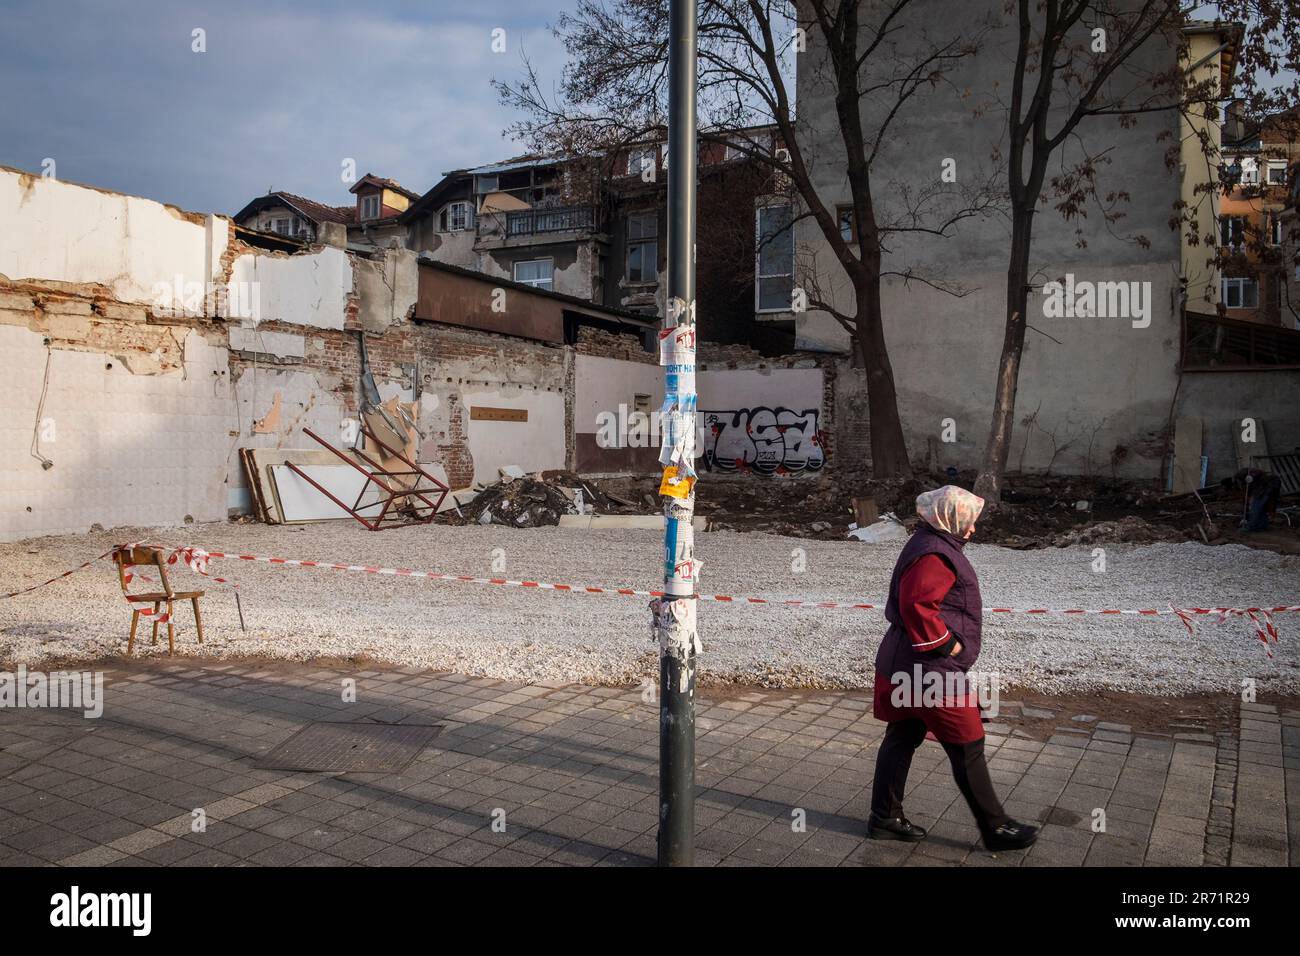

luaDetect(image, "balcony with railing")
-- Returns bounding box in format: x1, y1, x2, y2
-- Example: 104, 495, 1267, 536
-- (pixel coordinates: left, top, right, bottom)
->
504, 205, 596, 237
1183, 311, 1300, 369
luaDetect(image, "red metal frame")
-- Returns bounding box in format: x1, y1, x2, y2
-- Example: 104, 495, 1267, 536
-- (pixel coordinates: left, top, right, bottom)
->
284, 425, 449, 530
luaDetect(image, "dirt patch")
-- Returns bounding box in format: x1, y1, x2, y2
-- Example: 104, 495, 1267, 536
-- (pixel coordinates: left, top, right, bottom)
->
430, 464, 1298, 554
999, 686, 1273, 738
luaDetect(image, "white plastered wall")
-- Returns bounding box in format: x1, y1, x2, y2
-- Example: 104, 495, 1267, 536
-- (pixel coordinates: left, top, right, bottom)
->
461, 387, 566, 484
0, 168, 227, 302
229, 247, 352, 329
574, 355, 665, 435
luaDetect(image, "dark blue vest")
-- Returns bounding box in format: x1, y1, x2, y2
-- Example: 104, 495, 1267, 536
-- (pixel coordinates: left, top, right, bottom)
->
875, 524, 983, 677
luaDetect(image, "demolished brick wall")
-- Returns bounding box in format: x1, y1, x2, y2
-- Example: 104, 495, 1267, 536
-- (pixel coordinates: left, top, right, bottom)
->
1, 167, 840, 539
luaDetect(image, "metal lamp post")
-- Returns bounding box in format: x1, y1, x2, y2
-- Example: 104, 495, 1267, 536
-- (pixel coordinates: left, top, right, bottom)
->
653, 0, 699, 868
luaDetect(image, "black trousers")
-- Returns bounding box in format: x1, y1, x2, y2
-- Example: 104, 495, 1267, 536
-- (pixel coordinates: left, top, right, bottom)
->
870, 718, 1010, 832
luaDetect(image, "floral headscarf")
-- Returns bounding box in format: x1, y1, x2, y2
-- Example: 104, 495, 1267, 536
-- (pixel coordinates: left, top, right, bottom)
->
915, 485, 985, 539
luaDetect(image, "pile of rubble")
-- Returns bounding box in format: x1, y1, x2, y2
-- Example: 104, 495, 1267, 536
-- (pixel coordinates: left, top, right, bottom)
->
1047, 515, 1188, 548
432, 463, 1292, 551
452, 468, 619, 528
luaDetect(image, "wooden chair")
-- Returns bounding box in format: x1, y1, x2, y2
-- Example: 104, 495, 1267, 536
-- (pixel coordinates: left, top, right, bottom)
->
114, 546, 205, 655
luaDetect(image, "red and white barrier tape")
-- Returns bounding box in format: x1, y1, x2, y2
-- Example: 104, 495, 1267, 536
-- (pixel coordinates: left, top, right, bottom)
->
199, 550, 1295, 648
2, 545, 123, 599
3, 544, 238, 626
4, 544, 1295, 650
122, 546, 234, 622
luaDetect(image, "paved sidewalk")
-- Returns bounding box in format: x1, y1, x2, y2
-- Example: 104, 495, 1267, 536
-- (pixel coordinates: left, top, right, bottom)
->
0, 659, 1294, 867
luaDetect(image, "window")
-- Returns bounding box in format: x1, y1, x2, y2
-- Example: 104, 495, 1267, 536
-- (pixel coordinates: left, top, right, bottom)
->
439, 201, 472, 233
1219, 215, 1246, 249
755, 204, 795, 312
1268, 162, 1289, 186
627, 147, 658, 177
271, 217, 293, 236
1270, 214, 1284, 246
1239, 158, 1260, 185
626, 213, 658, 284
513, 258, 554, 290
361, 194, 381, 220
1221, 277, 1259, 309
836, 205, 856, 243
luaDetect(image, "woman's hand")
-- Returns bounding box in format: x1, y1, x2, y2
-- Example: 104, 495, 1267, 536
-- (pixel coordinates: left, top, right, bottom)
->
948, 640, 963, 657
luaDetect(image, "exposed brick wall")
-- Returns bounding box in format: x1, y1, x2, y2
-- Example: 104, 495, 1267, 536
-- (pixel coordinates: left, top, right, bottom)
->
830, 358, 870, 473
413, 325, 567, 487
574, 326, 656, 364
227, 318, 571, 489
8, 214, 846, 525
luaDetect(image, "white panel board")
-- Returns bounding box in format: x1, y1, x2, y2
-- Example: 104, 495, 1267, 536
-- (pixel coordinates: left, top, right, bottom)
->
269, 464, 378, 522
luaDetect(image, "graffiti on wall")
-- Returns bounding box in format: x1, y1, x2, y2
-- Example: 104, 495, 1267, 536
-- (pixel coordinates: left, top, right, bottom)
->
701, 407, 825, 476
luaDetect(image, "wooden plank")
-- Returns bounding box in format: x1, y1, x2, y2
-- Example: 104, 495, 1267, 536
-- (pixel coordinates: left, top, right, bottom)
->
470, 406, 528, 422
1171, 416, 1203, 493
240, 448, 268, 522
851, 496, 879, 527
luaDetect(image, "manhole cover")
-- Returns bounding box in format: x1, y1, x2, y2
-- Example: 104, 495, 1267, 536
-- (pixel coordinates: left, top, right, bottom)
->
256, 721, 442, 773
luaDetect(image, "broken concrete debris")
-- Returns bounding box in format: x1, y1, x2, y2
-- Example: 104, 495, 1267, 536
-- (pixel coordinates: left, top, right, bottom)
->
1048, 515, 1185, 548
457, 471, 605, 528
448, 470, 705, 530
847, 514, 907, 543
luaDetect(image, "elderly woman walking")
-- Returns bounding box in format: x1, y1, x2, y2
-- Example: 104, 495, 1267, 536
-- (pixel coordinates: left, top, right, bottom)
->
868, 485, 1039, 852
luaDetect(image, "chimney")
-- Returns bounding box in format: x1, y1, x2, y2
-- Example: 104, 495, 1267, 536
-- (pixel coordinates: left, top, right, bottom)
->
1224, 99, 1246, 144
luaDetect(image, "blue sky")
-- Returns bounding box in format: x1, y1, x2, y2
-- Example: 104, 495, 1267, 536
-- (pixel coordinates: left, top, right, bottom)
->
0, 0, 569, 214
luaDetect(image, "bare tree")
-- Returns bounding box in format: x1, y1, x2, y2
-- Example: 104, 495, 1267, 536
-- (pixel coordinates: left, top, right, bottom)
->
496, 0, 998, 478
973, 0, 1300, 504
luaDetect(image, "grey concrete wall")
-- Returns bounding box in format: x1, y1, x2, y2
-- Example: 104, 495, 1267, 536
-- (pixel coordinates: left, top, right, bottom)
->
407, 218, 478, 268
481, 242, 601, 302
354, 248, 418, 334
1177, 370, 1300, 482
794, 0, 1185, 478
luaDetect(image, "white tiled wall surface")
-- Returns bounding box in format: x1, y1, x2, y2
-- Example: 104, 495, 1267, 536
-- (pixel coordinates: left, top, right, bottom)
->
229, 365, 348, 507
1, 325, 232, 542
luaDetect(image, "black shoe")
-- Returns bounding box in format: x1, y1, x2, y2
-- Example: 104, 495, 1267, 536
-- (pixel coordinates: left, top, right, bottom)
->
867, 812, 927, 842
982, 820, 1039, 852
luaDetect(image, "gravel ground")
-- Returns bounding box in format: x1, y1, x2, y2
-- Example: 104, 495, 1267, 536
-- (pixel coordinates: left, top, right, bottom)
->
1, 521, 1298, 694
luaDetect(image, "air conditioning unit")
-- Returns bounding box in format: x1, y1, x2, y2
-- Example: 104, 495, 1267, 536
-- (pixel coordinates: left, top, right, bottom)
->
775, 147, 791, 164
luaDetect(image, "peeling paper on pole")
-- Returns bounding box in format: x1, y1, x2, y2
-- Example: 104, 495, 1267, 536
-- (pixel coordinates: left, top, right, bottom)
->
663, 515, 698, 596
665, 497, 695, 522
658, 323, 696, 367
649, 596, 702, 690
658, 408, 697, 473
666, 296, 696, 326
